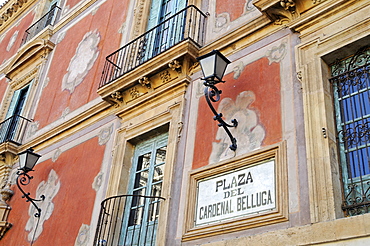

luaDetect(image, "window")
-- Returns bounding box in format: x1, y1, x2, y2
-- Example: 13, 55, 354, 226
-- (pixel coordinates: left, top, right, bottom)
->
119, 133, 168, 246
139, 0, 187, 61
0, 82, 32, 144
44, 0, 59, 27
330, 46, 370, 215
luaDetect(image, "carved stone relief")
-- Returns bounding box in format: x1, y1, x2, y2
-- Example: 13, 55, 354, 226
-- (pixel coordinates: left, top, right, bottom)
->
266, 0, 300, 25
62, 30, 100, 93
0, 0, 30, 27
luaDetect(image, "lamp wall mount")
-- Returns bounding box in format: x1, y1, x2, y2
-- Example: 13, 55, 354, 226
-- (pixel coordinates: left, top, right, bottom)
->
16, 170, 45, 217
203, 81, 238, 151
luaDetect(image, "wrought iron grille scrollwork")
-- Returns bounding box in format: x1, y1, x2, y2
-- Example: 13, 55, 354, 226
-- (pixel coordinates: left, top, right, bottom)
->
330, 45, 370, 216
203, 81, 238, 151
16, 171, 45, 217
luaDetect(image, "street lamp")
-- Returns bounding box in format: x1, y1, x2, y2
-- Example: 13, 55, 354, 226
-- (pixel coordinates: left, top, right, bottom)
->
197, 50, 238, 151
16, 148, 45, 217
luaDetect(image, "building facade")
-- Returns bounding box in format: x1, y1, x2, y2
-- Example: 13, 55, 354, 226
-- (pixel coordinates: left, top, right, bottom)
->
0, 0, 369, 245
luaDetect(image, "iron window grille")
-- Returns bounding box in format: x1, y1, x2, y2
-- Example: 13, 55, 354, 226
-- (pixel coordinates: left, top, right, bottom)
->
329, 46, 370, 216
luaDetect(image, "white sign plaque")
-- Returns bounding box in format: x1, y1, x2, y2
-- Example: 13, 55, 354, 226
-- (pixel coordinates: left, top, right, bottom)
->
195, 160, 275, 226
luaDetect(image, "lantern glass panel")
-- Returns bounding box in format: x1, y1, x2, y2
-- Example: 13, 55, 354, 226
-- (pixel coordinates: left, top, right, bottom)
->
18, 149, 41, 172
199, 55, 216, 80
215, 55, 229, 81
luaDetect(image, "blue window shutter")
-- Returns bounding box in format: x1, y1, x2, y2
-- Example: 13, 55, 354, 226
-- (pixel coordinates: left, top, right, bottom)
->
5, 81, 32, 119
5, 89, 21, 119
147, 0, 162, 30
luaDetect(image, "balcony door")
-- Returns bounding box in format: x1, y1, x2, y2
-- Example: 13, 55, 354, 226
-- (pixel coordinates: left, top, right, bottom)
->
143, 0, 187, 60
44, 0, 59, 27
119, 133, 168, 246
1, 84, 31, 143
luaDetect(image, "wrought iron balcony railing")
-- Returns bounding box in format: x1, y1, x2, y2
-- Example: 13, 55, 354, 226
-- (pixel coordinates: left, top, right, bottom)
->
20, 6, 61, 46
94, 195, 165, 246
0, 115, 32, 145
99, 5, 207, 88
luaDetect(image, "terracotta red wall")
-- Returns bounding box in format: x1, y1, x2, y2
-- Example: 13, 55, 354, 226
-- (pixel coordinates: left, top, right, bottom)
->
216, 0, 246, 22
0, 11, 35, 65
193, 57, 282, 169
2, 137, 105, 245
33, 0, 129, 128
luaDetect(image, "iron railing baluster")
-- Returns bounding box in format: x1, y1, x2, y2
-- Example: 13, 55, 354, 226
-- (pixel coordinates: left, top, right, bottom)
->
99, 5, 207, 88
20, 6, 61, 46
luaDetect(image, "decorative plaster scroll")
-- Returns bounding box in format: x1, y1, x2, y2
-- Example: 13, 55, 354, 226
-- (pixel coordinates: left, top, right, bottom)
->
209, 91, 266, 164
62, 30, 100, 93
214, 12, 231, 33
6, 30, 18, 51
91, 6, 99, 15
118, 22, 126, 34
233, 61, 245, 80
138, 76, 151, 89
0, 33, 5, 44
26, 169, 60, 242
244, 0, 256, 13
74, 224, 90, 246
56, 31, 67, 44
26, 121, 39, 139
61, 107, 70, 119
98, 124, 113, 145
52, 148, 62, 162
266, 41, 287, 64
296, 71, 302, 81
92, 172, 103, 191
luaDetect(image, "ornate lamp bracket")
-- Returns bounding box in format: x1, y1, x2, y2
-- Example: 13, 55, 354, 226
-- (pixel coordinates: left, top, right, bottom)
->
16, 170, 45, 217
203, 80, 238, 151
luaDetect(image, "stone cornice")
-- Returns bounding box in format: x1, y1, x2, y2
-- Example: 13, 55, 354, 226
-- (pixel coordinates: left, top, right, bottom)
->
20, 100, 112, 152
0, 0, 36, 33
288, 0, 368, 37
